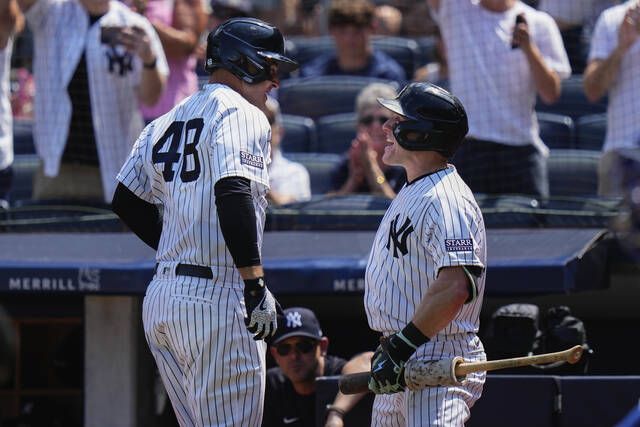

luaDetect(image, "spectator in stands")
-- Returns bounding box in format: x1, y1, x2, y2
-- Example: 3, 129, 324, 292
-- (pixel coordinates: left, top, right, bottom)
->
278, 0, 326, 36
0, 0, 23, 205
300, 0, 406, 82
15, 0, 168, 204
373, 4, 402, 36
413, 27, 449, 89
329, 82, 406, 199
265, 97, 312, 205
584, 0, 640, 197
428, 0, 571, 199
538, 0, 617, 73
128, 0, 206, 122
263, 306, 373, 427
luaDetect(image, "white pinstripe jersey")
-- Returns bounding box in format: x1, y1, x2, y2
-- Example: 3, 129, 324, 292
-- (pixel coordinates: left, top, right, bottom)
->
0, 38, 13, 171
25, 0, 169, 202
365, 166, 486, 336
117, 84, 271, 286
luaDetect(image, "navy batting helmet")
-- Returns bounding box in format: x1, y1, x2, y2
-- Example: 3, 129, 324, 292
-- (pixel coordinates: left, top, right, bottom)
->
377, 82, 468, 158
205, 18, 299, 84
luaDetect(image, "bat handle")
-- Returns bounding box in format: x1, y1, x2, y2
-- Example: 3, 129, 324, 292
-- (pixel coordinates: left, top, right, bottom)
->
338, 372, 371, 395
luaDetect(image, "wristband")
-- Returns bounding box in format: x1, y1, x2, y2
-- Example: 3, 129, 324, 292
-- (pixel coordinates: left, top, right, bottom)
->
400, 321, 430, 348
143, 57, 157, 69
325, 404, 345, 419
243, 277, 265, 292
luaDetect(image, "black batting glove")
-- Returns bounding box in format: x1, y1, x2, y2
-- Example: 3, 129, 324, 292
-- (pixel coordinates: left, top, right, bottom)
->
369, 322, 429, 394
243, 277, 283, 341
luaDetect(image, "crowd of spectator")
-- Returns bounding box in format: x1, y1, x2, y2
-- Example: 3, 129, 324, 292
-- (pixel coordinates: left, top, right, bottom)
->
1, 0, 637, 212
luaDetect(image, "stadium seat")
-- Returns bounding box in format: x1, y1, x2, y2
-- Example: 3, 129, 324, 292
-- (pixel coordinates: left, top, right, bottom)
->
281, 114, 318, 152
10, 153, 39, 202
547, 149, 600, 197
286, 35, 420, 79
575, 113, 607, 151
476, 194, 541, 228
467, 375, 560, 427
285, 152, 343, 195
535, 75, 607, 121
537, 112, 574, 149
559, 376, 640, 427
414, 35, 438, 69
13, 117, 35, 155
314, 375, 373, 427
315, 113, 357, 154
278, 76, 399, 120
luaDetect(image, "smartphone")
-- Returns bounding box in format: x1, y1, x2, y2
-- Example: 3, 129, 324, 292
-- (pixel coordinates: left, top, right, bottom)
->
101, 26, 124, 45
511, 14, 526, 49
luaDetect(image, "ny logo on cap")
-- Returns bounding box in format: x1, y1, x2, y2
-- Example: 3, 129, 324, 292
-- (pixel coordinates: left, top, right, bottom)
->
286, 311, 303, 328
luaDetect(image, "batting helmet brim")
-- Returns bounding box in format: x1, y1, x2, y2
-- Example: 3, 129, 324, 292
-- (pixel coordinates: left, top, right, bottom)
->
377, 97, 410, 119
257, 51, 299, 73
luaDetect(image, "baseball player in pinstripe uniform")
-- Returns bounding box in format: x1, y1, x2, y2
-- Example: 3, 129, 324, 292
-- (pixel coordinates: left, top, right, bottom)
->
112, 18, 298, 426
363, 82, 487, 426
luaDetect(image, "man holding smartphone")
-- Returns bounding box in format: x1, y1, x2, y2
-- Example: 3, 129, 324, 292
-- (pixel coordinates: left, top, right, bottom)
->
427, 0, 571, 199
14, 0, 168, 204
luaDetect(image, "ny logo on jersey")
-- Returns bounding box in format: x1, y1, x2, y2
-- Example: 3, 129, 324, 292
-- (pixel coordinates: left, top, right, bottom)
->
285, 311, 303, 328
105, 47, 133, 76
386, 214, 414, 258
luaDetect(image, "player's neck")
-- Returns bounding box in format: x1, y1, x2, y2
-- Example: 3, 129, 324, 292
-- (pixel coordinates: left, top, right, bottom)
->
403, 153, 448, 182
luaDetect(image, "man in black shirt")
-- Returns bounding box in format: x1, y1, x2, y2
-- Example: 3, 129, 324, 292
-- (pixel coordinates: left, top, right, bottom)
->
263, 307, 372, 427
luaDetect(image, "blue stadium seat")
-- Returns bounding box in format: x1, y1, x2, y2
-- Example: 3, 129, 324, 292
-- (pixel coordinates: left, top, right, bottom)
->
285, 152, 343, 195
315, 113, 357, 154
559, 376, 640, 427
537, 112, 574, 149
414, 36, 438, 68
13, 118, 35, 155
278, 76, 399, 120
10, 154, 39, 202
547, 149, 600, 197
286, 35, 419, 79
575, 113, 607, 151
281, 114, 317, 152
467, 375, 560, 427
476, 194, 541, 228
315, 375, 373, 427
535, 75, 607, 121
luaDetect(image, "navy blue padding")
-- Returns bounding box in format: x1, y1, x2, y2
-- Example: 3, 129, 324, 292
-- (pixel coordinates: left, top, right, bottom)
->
475, 194, 541, 228
414, 36, 438, 68
536, 75, 607, 121
537, 112, 575, 149
547, 149, 600, 197
12, 118, 35, 155
560, 376, 640, 427
281, 114, 318, 152
285, 152, 343, 195
467, 375, 560, 427
315, 113, 357, 153
278, 76, 399, 120
314, 375, 373, 427
286, 35, 419, 78
575, 113, 607, 151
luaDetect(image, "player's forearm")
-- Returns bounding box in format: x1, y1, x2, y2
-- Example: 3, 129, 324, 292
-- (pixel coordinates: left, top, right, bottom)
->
411, 268, 469, 338
0, 0, 24, 48
522, 43, 561, 104
583, 49, 626, 102
138, 66, 165, 106
325, 352, 374, 426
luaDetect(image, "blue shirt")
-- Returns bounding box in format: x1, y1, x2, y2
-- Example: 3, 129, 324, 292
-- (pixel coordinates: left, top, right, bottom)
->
300, 50, 406, 82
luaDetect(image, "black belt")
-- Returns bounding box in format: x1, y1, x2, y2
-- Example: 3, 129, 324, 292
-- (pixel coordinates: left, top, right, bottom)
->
157, 263, 214, 279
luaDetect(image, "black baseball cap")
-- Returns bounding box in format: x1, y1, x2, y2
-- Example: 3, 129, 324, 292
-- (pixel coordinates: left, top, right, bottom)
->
271, 307, 323, 345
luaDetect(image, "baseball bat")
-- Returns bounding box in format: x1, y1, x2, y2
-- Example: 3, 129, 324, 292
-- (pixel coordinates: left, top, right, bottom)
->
339, 345, 584, 395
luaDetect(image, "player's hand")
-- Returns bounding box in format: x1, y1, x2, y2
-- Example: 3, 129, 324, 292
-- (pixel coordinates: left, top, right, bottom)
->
369, 323, 429, 394
368, 335, 408, 394
243, 277, 283, 340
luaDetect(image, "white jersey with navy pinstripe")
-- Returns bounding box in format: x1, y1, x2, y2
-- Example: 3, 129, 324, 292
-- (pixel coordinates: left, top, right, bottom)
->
365, 165, 487, 427
117, 83, 271, 285
117, 83, 271, 427
365, 165, 486, 335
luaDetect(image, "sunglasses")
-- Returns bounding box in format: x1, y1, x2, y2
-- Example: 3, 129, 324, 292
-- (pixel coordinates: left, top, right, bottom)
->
275, 339, 318, 356
359, 115, 389, 126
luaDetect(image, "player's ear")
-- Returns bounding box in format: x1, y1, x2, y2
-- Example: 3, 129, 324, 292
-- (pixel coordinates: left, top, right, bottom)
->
319, 337, 329, 356
269, 346, 279, 359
